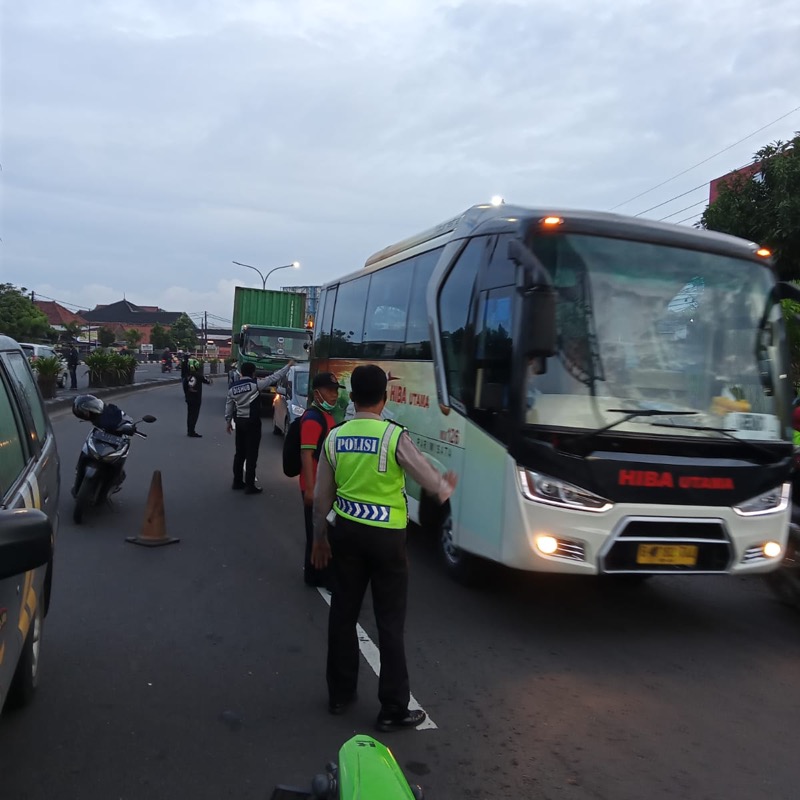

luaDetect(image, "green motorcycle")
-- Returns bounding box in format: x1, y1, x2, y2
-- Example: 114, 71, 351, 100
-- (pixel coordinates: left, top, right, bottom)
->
271, 734, 424, 800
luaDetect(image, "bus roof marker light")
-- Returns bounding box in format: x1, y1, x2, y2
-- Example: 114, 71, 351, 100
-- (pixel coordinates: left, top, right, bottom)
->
756, 248, 771, 258
490, 195, 505, 206
541, 216, 564, 226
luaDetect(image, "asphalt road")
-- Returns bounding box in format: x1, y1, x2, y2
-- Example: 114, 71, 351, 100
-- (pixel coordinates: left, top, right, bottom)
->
2, 380, 799, 800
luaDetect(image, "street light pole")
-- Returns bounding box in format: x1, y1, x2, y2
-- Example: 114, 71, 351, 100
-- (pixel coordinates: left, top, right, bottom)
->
232, 260, 300, 290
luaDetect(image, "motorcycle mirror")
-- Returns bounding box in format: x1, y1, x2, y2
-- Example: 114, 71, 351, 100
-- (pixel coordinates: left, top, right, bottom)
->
142, 415, 157, 423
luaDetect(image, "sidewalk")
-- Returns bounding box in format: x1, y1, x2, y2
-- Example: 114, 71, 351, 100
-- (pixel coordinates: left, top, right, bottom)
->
45, 367, 183, 413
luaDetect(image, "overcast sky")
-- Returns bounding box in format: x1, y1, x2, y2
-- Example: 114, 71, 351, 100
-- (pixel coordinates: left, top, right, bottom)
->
1, 0, 798, 325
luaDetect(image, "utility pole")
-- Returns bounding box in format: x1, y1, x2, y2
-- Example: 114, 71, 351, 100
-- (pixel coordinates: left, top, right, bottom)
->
203, 311, 208, 359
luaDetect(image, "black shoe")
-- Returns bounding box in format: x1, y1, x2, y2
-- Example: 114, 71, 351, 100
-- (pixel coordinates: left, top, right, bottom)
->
244, 484, 263, 494
232, 481, 246, 490
375, 708, 426, 732
188, 432, 202, 438
328, 695, 356, 715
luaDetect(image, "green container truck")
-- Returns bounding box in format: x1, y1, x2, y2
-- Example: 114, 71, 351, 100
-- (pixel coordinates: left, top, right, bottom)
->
231, 287, 312, 406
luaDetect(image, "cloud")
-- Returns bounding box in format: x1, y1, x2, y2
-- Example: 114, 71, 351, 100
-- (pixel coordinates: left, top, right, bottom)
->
2, 0, 799, 319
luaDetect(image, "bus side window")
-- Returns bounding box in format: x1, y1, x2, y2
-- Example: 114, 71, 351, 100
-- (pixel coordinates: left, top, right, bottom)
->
474, 287, 513, 412
438, 237, 487, 404
364, 258, 414, 348
402, 247, 442, 359
330, 276, 371, 357
315, 286, 337, 359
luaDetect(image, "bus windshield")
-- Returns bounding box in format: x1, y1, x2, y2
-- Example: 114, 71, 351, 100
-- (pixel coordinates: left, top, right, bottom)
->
241, 329, 311, 361
519, 233, 790, 442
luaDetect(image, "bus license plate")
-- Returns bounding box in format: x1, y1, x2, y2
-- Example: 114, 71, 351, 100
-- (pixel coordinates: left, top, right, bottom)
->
636, 544, 698, 566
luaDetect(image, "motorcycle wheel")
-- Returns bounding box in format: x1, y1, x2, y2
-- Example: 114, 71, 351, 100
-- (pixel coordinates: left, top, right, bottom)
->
73, 477, 95, 524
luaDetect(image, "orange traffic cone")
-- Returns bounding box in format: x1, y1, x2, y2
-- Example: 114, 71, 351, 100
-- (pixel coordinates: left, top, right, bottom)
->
126, 470, 180, 547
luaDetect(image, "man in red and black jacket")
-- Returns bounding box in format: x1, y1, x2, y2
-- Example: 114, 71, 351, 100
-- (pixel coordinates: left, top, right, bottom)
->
300, 371, 344, 586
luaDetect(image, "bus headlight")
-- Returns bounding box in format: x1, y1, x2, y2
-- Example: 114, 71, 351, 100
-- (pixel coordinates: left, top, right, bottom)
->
517, 468, 612, 512
733, 483, 790, 517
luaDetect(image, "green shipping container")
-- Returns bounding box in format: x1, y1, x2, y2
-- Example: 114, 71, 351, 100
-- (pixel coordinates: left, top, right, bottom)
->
232, 287, 306, 359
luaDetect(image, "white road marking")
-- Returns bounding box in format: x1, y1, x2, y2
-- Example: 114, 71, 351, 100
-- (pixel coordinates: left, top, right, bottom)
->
317, 588, 437, 730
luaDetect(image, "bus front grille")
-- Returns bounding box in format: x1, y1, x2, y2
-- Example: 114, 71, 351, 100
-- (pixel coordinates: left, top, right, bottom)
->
601, 517, 732, 574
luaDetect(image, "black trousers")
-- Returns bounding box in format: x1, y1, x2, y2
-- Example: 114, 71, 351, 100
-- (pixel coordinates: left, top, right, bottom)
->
186, 398, 201, 434
303, 496, 332, 587
69, 366, 77, 389
233, 418, 262, 486
327, 516, 409, 713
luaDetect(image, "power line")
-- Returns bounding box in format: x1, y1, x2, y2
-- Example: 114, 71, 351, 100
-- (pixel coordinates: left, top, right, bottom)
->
28, 291, 89, 312
658, 199, 708, 222
611, 103, 800, 211
633, 180, 711, 217
676, 213, 703, 225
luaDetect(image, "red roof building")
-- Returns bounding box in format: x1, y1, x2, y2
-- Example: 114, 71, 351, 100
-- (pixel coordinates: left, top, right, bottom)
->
34, 300, 88, 328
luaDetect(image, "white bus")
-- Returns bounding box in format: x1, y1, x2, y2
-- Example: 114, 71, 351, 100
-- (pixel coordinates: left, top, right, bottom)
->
311, 202, 798, 582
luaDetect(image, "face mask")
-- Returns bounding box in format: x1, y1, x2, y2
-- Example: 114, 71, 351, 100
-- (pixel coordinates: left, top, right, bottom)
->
316, 393, 336, 412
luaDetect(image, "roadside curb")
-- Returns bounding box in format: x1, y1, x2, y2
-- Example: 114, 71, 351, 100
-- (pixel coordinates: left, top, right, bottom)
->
45, 377, 183, 414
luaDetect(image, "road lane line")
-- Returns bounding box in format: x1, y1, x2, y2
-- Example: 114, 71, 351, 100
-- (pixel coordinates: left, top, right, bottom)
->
317, 588, 437, 730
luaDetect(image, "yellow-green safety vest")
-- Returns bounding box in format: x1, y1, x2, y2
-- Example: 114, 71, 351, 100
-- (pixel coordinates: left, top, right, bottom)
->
325, 418, 407, 529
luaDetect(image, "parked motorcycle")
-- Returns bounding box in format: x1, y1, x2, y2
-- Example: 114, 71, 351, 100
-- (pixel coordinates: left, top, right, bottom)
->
271, 733, 424, 800
71, 395, 156, 524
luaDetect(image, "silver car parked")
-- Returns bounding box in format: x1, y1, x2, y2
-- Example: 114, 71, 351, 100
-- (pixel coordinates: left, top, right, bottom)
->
0, 335, 60, 712
272, 364, 309, 436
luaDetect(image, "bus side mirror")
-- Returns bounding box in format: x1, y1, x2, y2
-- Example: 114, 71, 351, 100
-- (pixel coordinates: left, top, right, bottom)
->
521, 287, 558, 359
232, 334, 241, 345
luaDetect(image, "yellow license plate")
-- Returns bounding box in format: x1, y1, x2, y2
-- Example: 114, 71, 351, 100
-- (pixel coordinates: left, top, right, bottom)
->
636, 544, 698, 566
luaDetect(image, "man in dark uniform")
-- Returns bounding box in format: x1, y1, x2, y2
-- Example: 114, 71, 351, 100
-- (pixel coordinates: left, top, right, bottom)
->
67, 345, 80, 389
225, 360, 294, 494
182, 357, 211, 438
312, 364, 457, 732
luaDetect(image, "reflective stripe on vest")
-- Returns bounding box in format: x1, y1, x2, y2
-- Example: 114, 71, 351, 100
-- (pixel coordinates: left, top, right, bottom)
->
325, 419, 406, 529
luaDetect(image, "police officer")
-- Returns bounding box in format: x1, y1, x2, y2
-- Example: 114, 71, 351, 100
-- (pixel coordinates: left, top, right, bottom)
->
311, 364, 457, 731
183, 357, 211, 437
225, 360, 295, 493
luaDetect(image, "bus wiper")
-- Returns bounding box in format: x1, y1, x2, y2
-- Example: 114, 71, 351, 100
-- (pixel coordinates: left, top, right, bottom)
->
572, 409, 699, 444
650, 421, 782, 459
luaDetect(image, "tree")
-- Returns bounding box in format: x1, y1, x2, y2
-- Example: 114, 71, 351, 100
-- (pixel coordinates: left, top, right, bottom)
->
169, 313, 198, 351
98, 326, 116, 348
149, 322, 173, 350
0, 284, 52, 341
701, 133, 800, 280
123, 329, 143, 349
60, 321, 84, 343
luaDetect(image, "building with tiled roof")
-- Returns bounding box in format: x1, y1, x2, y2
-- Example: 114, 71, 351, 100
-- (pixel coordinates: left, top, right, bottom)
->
34, 300, 88, 329
79, 300, 195, 346
79, 299, 186, 327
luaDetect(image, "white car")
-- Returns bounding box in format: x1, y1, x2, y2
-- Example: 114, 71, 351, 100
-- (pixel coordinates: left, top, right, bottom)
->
19, 343, 69, 388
